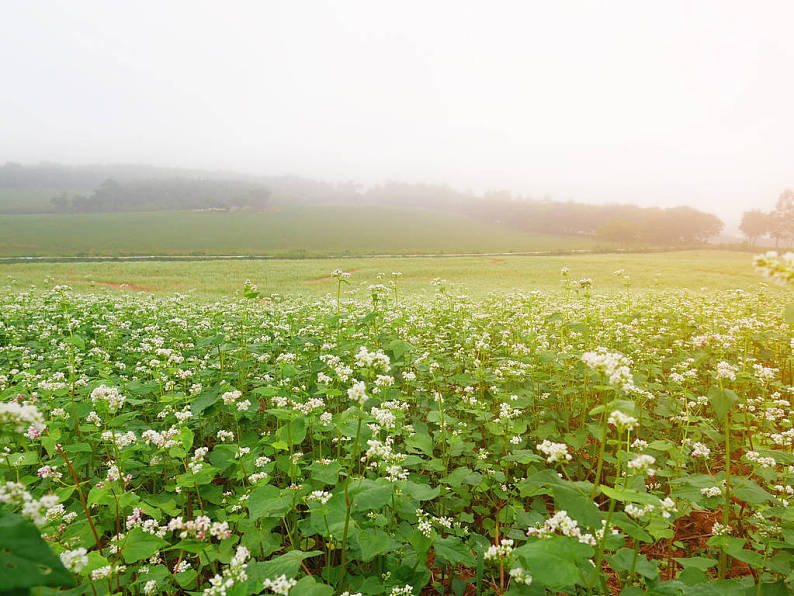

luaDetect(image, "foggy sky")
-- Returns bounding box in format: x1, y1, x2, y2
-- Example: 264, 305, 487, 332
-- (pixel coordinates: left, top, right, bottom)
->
2, 1, 793, 224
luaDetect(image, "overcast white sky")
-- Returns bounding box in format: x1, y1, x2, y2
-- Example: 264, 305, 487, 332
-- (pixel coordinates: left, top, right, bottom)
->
2, 1, 793, 224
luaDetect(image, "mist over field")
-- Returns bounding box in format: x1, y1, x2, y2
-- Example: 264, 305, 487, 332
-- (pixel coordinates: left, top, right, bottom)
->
2, 0, 794, 229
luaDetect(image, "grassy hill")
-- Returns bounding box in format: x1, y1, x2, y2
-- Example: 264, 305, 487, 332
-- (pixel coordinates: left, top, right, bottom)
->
0, 205, 613, 257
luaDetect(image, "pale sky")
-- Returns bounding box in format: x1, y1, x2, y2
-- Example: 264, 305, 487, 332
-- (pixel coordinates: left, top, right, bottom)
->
2, 1, 793, 224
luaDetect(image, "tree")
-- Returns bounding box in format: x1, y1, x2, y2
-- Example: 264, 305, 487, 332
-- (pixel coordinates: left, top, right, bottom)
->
771, 189, 794, 248
596, 219, 639, 244
739, 210, 770, 246
49, 192, 69, 212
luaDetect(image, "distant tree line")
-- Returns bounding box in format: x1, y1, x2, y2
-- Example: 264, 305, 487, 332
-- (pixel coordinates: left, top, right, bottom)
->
739, 189, 794, 247
362, 183, 724, 246
2, 162, 726, 245
0, 162, 353, 207
49, 178, 271, 213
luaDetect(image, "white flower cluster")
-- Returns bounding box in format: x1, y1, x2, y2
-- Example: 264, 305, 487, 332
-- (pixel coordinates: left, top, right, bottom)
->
494, 401, 522, 423
306, 490, 332, 505
483, 538, 514, 561
166, 515, 231, 540
700, 486, 722, 498
142, 426, 180, 449
60, 547, 88, 573
217, 430, 235, 442
745, 451, 776, 468
354, 346, 390, 371
37, 465, 62, 480
712, 521, 731, 536
261, 574, 297, 594
0, 481, 60, 525
204, 546, 250, 595
754, 251, 794, 285
716, 361, 737, 381
189, 447, 209, 474
101, 430, 137, 449
221, 389, 250, 412
90, 385, 126, 412
627, 454, 656, 476
104, 461, 129, 484
320, 354, 353, 382
526, 510, 612, 546
607, 410, 638, 432
414, 508, 459, 538
0, 399, 46, 437
92, 564, 125, 580
625, 497, 676, 520
363, 437, 408, 481
509, 566, 533, 585
370, 406, 396, 429
331, 269, 351, 280
582, 348, 637, 392
536, 440, 572, 464
690, 441, 711, 458
292, 397, 324, 416
347, 380, 368, 406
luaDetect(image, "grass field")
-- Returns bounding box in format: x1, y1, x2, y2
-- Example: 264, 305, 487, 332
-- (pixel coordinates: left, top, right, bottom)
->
0, 205, 614, 257
0, 250, 767, 297
0, 188, 66, 214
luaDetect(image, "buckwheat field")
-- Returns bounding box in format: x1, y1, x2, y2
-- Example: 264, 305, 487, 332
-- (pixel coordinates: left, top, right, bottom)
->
4, 256, 794, 596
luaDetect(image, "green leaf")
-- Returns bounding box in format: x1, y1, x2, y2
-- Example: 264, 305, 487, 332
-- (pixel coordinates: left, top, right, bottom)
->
708, 386, 739, 424
352, 481, 393, 511
552, 485, 603, 529
247, 550, 322, 581
0, 511, 74, 590
731, 477, 773, 505
405, 433, 434, 456
64, 335, 85, 351
289, 576, 334, 596
606, 548, 658, 581
308, 461, 341, 485
355, 529, 395, 562
248, 485, 292, 520
173, 569, 197, 588
191, 389, 220, 415
514, 536, 593, 590
408, 529, 432, 566
388, 339, 413, 361
433, 536, 475, 567
87, 485, 112, 507
403, 481, 440, 501
122, 528, 168, 563
600, 485, 659, 506
179, 427, 194, 451
673, 556, 719, 572
196, 334, 225, 348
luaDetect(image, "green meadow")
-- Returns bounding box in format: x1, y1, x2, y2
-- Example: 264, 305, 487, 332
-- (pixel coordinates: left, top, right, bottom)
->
0, 250, 764, 297
0, 205, 612, 257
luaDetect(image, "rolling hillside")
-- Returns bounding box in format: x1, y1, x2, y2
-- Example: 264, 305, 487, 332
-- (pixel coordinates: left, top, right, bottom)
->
0, 205, 612, 257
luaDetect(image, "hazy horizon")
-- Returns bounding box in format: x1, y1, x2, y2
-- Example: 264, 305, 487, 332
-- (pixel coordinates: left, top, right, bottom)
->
2, 1, 793, 225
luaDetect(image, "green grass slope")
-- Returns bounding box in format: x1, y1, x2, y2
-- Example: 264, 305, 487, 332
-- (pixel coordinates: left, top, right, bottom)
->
0, 205, 611, 257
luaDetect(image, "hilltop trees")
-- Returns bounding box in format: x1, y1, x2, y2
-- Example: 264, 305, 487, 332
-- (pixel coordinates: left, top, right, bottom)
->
740, 189, 794, 247
49, 178, 271, 213
771, 189, 794, 247
593, 206, 723, 246
740, 210, 770, 246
